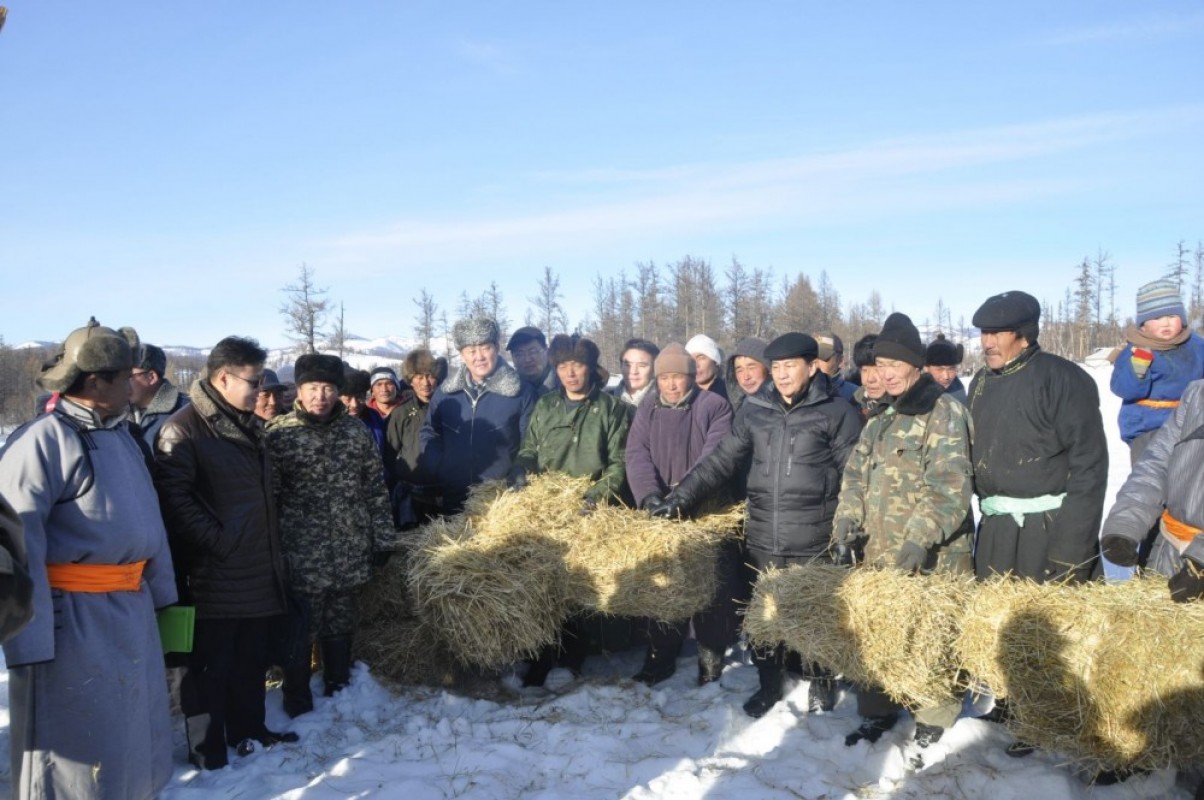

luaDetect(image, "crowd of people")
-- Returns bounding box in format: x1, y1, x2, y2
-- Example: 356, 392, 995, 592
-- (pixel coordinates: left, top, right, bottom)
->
0, 280, 1202, 798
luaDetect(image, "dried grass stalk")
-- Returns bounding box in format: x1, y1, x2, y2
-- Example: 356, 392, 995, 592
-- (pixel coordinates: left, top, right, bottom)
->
744, 564, 973, 709
957, 576, 1204, 771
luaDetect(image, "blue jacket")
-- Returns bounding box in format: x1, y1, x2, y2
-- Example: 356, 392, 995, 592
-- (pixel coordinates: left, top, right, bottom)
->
1110, 332, 1204, 442
418, 360, 536, 511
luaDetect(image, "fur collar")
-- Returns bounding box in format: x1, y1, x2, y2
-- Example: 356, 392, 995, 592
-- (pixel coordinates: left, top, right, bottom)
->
190, 378, 262, 447
441, 360, 523, 398
144, 379, 183, 415
888, 373, 945, 416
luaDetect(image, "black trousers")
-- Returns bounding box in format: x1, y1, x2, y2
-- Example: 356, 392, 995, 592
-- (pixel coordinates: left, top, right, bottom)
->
644, 538, 749, 657
745, 547, 832, 676
181, 616, 276, 768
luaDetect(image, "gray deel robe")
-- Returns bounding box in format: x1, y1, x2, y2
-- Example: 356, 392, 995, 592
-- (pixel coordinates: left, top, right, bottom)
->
0, 399, 177, 800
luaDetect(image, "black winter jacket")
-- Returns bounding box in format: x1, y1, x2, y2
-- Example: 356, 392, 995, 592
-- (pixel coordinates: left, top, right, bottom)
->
674, 373, 863, 557
154, 380, 286, 619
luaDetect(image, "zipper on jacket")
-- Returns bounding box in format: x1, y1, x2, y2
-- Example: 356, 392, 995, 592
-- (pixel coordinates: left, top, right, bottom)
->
786, 434, 795, 477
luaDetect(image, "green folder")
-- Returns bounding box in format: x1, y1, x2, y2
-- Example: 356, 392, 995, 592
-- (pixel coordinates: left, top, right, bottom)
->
157, 605, 195, 654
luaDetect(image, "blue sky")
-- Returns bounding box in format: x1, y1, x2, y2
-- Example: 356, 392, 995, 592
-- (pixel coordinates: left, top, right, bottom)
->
2, 2, 1202, 349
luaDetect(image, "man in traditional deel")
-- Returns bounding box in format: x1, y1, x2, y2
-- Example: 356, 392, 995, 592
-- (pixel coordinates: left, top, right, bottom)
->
0, 318, 178, 799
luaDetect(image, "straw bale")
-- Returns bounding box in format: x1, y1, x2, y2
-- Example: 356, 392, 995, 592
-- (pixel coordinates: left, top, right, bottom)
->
956, 576, 1204, 771
355, 615, 461, 688
744, 564, 973, 709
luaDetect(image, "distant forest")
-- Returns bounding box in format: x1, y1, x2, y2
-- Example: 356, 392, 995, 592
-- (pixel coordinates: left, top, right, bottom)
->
2, 239, 1201, 428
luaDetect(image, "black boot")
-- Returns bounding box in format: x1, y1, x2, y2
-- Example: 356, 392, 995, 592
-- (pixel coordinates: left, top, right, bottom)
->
697, 645, 725, 686
742, 664, 783, 718
807, 678, 836, 713
844, 713, 900, 746
282, 665, 314, 718
633, 646, 678, 686
321, 636, 353, 697
185, 713, 228, 770
522, 647, 556, 688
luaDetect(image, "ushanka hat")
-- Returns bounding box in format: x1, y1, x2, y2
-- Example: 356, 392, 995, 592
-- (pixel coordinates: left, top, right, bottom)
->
403, 348, 441, 380
342, 368, 371, 397
38, 317, 141, 393
852, 334, 878, 368
453, 317, 500, 351
294, 353, 345, 389
764, 332, 819, 361
925, 333, 964, 367
1136, 279, 1187, 326
548, 334, 609, 384
973, 290, 1041, 343
873, 313, 925, 368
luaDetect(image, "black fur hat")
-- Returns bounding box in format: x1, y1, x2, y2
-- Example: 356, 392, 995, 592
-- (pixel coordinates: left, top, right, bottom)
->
295, 354, 345, 389
925, 334, 964, 367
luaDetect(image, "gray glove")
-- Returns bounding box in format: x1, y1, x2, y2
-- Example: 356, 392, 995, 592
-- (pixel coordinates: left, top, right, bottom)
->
894, 540, 927, 574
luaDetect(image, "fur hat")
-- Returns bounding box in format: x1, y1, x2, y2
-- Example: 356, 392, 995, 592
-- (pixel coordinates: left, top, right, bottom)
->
506, 326, 547, 351
973, 291, 1041, 343
369, 366, 400, 389
852, 334, 878, 368
1136, 279, 1187, 326
295, 353, 344, 389
813, 331, 844, 361
342, 368, 371, 397
655, 343, 696, 376
874, 313, 925, 368
38, 317, 140, 393
685, 334, 723, 366
549, 334, 609, 385
764, 332, 818, 361
403, 349, 441, 381
453, 317, 500, 351
925, 334, 964, 367
139, 343, 167, 377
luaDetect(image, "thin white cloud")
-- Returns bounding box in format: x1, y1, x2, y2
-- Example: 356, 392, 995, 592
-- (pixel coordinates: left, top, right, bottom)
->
1028, 11, 1204, 46
316, 107, 1203, 272
452, 38, 519, 75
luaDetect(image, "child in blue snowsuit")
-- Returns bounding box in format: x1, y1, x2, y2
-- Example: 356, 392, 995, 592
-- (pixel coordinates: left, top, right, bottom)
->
1111, 279, 1204, 463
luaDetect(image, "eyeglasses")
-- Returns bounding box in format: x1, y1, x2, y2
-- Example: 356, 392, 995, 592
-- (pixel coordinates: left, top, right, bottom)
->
131, 370, 155, 379
224, 371, 265, 389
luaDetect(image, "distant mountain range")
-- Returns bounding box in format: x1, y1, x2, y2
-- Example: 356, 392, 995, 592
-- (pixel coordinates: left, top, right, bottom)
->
13, 334, 443, 382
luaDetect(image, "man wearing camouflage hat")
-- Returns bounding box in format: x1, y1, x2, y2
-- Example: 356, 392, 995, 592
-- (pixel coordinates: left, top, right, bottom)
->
0, 318, 178, 798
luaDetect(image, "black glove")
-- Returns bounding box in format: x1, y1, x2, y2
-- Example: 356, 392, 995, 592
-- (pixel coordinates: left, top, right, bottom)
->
1168, 560, 1204, 603
579, 497, 598, 516
372, 551, 393, 568
1100, 534, 1139, 567
832, 518, 862, 547
507, 465, 528, 491
639, 493, 665, 511
894, 540, 927, 574
832, 542, 857, 567
647, 495, 684, 519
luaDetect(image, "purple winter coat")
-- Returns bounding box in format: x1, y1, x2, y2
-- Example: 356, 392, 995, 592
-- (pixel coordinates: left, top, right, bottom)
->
624, 387, 733, 508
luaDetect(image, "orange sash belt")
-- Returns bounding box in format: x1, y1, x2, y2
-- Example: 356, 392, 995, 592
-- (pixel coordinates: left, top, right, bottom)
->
47, 560, 146, 592
1137, 399, 1180, 409
1162, 510, 1201, 544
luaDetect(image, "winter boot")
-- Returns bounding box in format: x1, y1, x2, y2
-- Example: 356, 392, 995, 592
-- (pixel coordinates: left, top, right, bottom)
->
281, 664, 314, 718
807, 678, 837, 713
522, 648, 556, 688
185, 713, 228, 770
321, 635, 353, 697
697, 645, 725, 686
844, 713, 900, 746
633, 646, 678, 686
742, 664, 784, 718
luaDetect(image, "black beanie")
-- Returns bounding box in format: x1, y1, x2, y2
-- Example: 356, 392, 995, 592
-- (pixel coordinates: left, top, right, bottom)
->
873, 313, 925, 368
925, 334, 964, 367
295, 354, 345, 389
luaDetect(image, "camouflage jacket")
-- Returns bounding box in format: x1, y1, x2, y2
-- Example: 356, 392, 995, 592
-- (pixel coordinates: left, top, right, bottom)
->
267, 402, 399, 592
834, 374, 974, 572
514, 384, 630, 504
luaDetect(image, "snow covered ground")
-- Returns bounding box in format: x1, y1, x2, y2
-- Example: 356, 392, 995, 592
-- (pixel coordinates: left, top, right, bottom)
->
0, 360, 1198, 799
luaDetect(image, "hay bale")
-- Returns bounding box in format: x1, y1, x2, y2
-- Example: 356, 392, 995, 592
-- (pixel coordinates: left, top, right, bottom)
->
745, 564, 973, 709
956, 576, 1204, 771
560, 503, 743, 620
355, 615, 461, 688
